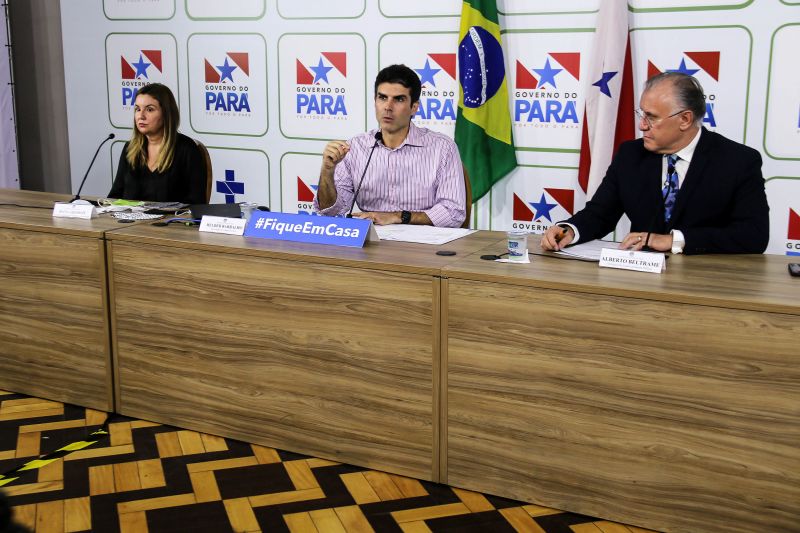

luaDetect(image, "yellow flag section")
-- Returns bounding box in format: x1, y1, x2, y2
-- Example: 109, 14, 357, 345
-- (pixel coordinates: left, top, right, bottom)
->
455, 0, 516, 203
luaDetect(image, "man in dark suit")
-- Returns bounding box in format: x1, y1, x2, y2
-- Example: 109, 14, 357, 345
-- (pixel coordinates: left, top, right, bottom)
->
541, 72, 769, 255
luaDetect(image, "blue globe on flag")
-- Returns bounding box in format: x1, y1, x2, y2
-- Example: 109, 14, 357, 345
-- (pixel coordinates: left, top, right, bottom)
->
458, 26, 505, 109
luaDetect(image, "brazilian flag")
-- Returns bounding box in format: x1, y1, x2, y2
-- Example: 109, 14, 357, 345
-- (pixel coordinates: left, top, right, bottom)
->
455, 0, 516, 203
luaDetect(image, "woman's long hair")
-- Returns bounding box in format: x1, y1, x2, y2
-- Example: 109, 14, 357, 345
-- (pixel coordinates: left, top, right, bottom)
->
125, 83, 179, 173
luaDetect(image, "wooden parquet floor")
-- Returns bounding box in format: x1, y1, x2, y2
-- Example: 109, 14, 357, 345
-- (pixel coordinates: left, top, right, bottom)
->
0, 390, 660, 533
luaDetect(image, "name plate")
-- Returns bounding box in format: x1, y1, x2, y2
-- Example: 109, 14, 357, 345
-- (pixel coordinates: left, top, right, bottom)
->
199, 215, 247, 236
244, 212, 378, 248
599, 248, 665, 274
53, 202, 96, 219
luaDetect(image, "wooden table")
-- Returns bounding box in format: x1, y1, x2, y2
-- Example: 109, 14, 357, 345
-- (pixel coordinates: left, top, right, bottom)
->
0, 189, 119, 410
7, 190, 795, 532
441, 238, 800, 533
105, 222, 502, 481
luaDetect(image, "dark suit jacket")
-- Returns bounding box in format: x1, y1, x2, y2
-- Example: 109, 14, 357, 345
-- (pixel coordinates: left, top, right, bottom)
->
566, 128, 769, 254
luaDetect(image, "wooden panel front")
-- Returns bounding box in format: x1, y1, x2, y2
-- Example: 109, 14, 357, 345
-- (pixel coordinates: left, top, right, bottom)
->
446, 279, 799, 533
0, 228, 111, 410
110, 241, 438, 480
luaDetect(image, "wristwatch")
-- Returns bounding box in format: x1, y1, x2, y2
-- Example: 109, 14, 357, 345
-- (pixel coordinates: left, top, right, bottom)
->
400, 210, 411, 224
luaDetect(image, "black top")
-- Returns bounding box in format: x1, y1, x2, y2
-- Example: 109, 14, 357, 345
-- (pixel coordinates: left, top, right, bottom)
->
109, 133, 207, 204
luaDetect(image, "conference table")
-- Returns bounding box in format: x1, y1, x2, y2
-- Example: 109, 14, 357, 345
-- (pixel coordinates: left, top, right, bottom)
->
104, 221, 502, 483
0, 190, 118, 411
441, 242, 799, 533
2, 187, 797, 533
105, 222, 797, 533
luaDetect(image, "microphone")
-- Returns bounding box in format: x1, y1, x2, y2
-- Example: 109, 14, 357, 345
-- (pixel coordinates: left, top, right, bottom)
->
346, 131, 382, 218
72, 133, 115, 204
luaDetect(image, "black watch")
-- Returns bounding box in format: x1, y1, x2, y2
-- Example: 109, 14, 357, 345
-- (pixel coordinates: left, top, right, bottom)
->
400, 210, 411, 224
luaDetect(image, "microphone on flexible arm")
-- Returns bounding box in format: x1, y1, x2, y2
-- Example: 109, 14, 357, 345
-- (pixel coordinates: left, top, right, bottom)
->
71, 133, 115, 204
346, 130, 382, 218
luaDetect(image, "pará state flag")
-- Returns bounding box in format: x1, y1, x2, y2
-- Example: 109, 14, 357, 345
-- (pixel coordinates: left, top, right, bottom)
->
578, 0, 635, 200
454, 0, 516, 203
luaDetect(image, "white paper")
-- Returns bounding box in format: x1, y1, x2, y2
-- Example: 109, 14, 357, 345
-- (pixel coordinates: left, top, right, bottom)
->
374, 225, 476, 245
496, 251, 530, 264
554, 239, 619, 261
366, 223, 380, 242
96, 205, 138, 214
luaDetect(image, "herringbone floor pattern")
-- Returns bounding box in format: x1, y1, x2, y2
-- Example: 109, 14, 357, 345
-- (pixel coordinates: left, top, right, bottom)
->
0, 390, 659, 532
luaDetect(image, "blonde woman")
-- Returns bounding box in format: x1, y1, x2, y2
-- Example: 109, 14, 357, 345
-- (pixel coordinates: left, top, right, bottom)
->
109, 83, 206, 204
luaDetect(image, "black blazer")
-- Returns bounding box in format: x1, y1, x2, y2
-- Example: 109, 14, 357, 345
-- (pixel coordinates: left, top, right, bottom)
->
566, 128, 769, 254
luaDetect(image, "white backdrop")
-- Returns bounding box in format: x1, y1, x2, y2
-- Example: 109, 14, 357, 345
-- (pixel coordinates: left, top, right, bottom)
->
60, 0, 800, 255
0, 4, 19, 189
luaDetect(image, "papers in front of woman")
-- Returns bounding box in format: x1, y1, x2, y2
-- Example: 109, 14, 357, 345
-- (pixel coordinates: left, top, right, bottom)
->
96, 200, 187, 215
554, 239, 620, 261
111, 212, 164, 220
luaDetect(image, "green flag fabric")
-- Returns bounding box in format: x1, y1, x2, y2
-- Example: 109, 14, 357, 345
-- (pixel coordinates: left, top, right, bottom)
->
454, 0, 517, 203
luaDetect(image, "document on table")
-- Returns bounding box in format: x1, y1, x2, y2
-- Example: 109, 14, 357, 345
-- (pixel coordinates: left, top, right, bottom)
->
554, 239, 620, 261
375, 225, 477, 245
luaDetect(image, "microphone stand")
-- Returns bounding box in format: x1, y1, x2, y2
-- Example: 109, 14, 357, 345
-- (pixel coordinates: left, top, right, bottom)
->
72, 133, 115, 204
346, 131, 382, 218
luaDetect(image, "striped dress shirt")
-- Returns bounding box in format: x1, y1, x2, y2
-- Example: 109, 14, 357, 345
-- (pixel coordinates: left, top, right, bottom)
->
314, 122, 466, 227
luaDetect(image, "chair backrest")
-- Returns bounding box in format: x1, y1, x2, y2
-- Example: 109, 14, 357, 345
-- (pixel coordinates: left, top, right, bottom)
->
195, 140, 213, 203
461, 162, 473, 229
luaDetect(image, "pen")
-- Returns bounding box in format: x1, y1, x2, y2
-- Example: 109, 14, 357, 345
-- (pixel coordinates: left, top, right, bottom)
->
554, 227, 568, 243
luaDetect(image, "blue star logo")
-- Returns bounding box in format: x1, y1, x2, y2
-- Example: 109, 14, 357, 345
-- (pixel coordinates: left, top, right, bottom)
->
415, 58, 441, 87
529, 193, 558, 222
131, 54, 151, 79
534, 58, 562, 89
668, 58, 699, 77
592, 71, 618, 98
216, 58, 237, 83
310, 58, 334, 85
216, 169, 245, 204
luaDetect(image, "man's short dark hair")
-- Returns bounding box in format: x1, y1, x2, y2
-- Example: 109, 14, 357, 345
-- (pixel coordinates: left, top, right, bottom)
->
374, 64, 422, 104
644, 72, 706, 124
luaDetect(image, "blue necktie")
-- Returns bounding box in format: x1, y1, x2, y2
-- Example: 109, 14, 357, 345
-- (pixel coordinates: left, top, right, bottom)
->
663, 154, 679, 223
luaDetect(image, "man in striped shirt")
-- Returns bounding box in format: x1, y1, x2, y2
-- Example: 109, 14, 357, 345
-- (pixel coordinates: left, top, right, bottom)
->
314, 64, 466, 227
